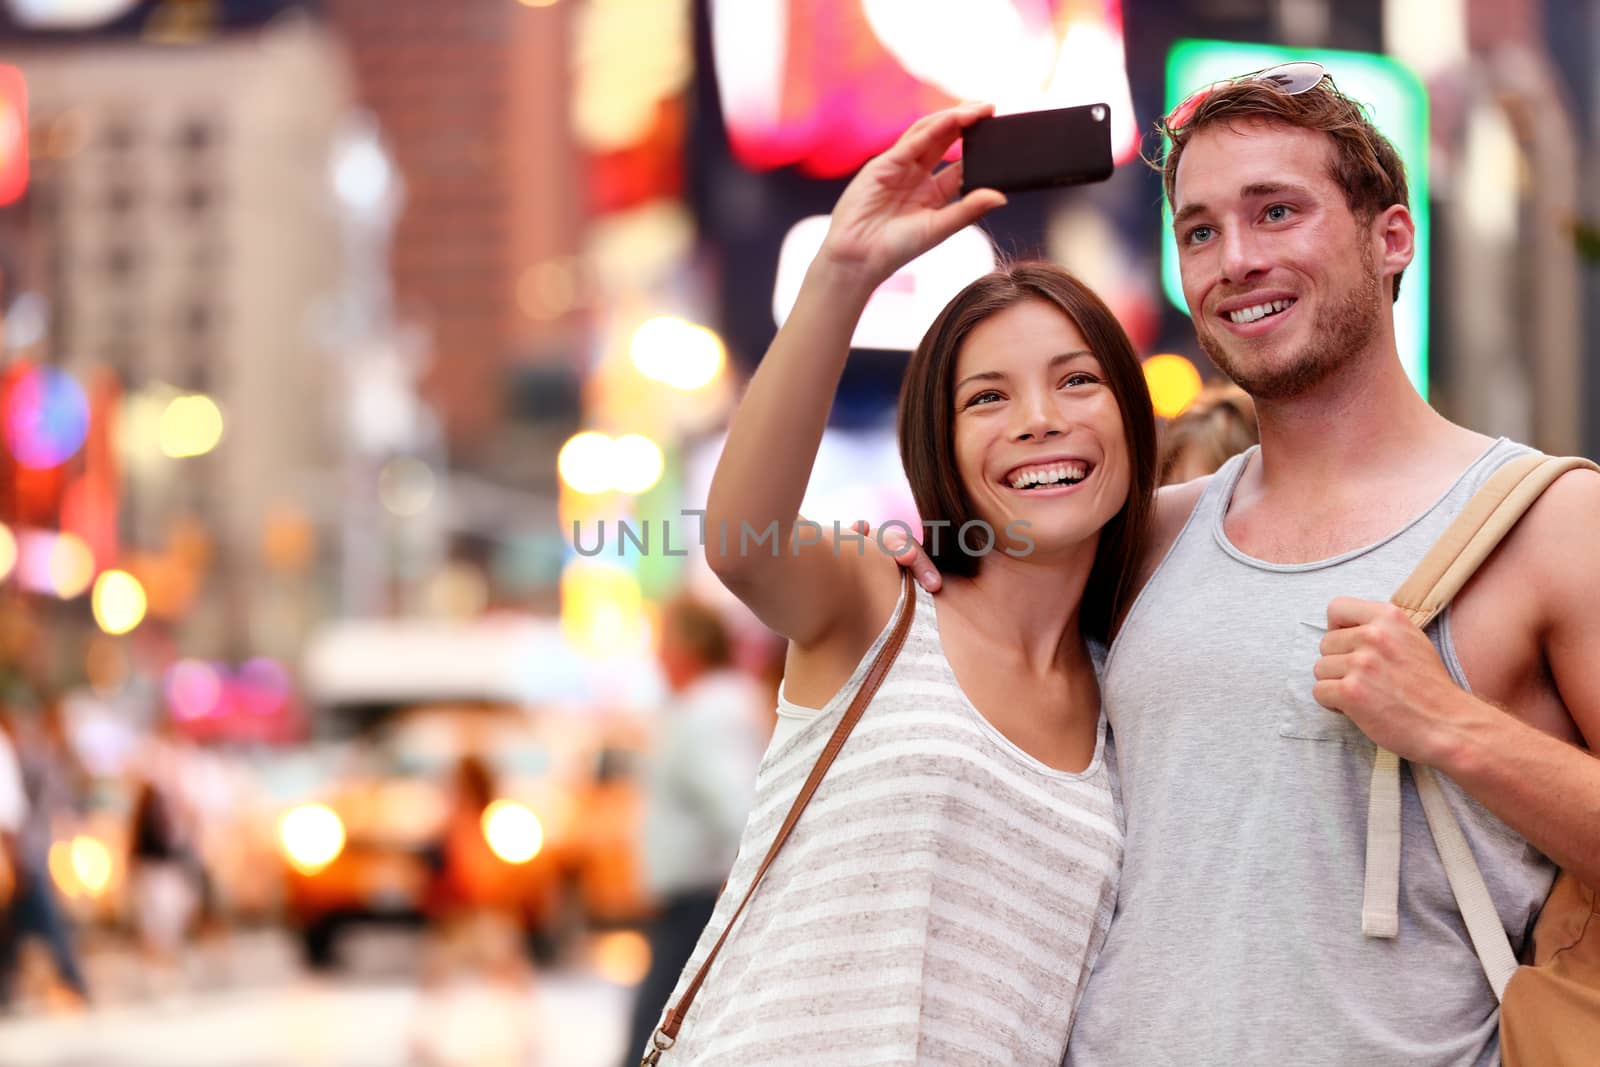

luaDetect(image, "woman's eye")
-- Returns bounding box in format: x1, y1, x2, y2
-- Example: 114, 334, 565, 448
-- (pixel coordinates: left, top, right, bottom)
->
965, 390, 1002, 407
1265, 204, 1292, 222
1062, 372, 1098, 388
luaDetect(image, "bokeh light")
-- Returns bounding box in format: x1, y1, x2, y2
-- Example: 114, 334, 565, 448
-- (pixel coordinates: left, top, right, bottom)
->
3, 364, 90, 469
166, 658, 223, 720
91, 569, 147, 635
113, 387, 170, 474
158, 393, 225, 458
0, 523, 15, 582
558, 432, 664, 495
262, 503, 317, 574
378, 457, 436, 517
611, 434, 664, 494
1143, 353, 1204, 419
236, 657, 291, 716
136, 553, 201, 621
71, 835, 113, 898
591, 930, 652, 986
482, 800, 544, 864
48, 841, 78, 899
558, 432, 615, 495
279, 804, 346, 875
561, 560, 644, 655
47, 532, 95, 598
630, 316, 726, 390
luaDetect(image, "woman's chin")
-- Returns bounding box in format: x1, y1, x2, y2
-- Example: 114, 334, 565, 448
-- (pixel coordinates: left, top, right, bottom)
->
982, 521, 1100, 567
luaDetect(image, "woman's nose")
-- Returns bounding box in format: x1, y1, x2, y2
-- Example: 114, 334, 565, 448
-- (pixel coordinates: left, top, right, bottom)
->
1011, 391, 1065, 442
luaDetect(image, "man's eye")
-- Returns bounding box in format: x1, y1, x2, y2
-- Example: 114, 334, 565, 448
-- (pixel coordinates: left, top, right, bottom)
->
1265, 204, 1292, 222
1186, 226, 1214, 245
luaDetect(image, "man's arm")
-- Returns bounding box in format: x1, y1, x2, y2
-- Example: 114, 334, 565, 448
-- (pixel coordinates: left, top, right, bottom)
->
1131, 478, 1210, 599
876, 474, 1213, 600
1314, 469, 1600, 885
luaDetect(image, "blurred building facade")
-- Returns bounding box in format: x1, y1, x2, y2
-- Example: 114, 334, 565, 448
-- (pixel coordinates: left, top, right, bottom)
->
3, 10, 355, 659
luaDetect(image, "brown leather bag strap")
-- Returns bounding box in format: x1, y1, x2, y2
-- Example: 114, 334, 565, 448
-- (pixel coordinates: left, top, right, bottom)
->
642, 570, 918, 1064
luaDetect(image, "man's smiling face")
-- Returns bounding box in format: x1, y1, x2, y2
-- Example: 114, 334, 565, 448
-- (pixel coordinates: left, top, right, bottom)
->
1172, 119, 1392, 401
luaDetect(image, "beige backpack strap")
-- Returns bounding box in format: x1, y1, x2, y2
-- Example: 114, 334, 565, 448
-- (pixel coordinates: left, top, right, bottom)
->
642, 570, 918, 1065
1361, 455, 1599, 1001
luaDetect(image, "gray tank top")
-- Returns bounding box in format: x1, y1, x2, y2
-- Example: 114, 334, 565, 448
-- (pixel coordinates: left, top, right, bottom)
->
1066, 437, 1555, 1067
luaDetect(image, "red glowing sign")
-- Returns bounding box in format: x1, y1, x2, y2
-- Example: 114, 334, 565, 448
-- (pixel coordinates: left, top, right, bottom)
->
709, 0, 1137, 178
0, 65, 27, 206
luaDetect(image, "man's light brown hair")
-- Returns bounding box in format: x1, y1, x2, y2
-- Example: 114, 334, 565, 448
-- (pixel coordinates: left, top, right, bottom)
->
1157, 75, 1411, 301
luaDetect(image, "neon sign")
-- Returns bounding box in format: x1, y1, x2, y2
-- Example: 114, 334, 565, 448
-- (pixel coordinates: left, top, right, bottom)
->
710, 0, 1137, 178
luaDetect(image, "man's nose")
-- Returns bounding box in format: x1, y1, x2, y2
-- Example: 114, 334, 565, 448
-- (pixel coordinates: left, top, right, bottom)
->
1219, 225, 1271, 285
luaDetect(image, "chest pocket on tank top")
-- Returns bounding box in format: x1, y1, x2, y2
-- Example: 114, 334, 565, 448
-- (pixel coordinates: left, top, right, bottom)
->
1279, 619, 1376, 747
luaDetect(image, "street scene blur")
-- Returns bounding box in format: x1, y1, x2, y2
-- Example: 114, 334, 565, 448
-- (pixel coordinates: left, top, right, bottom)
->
0, 0, 1597, 1065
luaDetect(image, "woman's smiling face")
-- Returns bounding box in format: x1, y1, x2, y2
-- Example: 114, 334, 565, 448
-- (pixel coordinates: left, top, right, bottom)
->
949, 298, 1131, 565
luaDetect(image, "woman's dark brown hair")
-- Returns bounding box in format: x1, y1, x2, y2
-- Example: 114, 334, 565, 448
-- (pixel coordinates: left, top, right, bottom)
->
898, 262, 1158, 642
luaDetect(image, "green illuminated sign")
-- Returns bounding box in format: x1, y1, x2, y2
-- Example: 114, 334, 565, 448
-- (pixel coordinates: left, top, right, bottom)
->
1161, 41, 1430, 396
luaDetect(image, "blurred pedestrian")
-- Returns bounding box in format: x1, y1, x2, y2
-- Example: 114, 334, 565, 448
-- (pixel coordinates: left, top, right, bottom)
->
618, 596, 764, 1067
3, 697, 90, 1007
414, 753, 534, 1067
0, 713, 27, 1009
1157, 382, 1257, 485
126, 778, 199, 990
431, 754, 517, 921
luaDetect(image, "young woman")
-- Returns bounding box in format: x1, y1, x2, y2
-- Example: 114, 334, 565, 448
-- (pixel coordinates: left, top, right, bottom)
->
652, 104, 1157, 1064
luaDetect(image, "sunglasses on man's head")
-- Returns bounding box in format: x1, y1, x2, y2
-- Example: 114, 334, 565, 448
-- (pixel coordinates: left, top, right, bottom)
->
1164, 61, 1329, 132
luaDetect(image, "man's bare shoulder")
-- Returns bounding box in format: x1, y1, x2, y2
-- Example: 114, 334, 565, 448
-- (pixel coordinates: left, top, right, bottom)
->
1503, 466, 1600, 746
1503, 466, 1600, 597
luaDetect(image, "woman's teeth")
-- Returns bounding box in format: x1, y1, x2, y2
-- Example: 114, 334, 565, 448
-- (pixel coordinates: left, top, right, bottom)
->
1008, 462, 1087, 490
1227, 298, 1295, 324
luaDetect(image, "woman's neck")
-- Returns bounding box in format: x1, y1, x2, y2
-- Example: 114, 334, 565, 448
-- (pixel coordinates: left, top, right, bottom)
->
941, 547, 1096, 675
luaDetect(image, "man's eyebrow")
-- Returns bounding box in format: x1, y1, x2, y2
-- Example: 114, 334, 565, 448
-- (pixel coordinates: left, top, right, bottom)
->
954, 351, 1096, 392
1173, 182, 1316, 230
1173, 202, 1207, 229
1240, 180, 1312, 200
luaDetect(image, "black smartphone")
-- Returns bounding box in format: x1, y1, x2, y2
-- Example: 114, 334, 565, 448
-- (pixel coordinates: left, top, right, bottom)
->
961, 104, 1114, 195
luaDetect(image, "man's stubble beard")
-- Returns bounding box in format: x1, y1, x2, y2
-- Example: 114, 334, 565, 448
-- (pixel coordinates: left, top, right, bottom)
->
1195, 242, 1383, 402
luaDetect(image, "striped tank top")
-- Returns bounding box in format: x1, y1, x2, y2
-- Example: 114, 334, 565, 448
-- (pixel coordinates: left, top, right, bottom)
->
655, 580, 1123, 1065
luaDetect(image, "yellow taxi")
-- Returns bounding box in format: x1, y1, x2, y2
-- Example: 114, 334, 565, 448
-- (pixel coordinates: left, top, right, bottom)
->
285, 617, 653, 966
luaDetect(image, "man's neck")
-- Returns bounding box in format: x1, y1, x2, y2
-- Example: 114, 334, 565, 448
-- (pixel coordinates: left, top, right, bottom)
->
1250, 345, 1468, 495
1223, 342, 1495, 562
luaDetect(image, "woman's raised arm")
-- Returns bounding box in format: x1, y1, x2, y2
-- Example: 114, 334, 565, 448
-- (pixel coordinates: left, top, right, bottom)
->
704, 104, 1005, 646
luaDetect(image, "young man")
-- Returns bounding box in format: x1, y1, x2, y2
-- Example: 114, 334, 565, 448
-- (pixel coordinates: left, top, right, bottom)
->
893, 67, 1600, 1063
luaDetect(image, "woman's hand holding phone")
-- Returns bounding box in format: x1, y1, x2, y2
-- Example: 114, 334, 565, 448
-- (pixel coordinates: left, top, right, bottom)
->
704, 105, 1001, 648
814, 103, 1007, 294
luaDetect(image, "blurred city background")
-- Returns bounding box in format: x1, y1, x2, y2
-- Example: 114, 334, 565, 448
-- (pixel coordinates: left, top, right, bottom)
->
0, 0, 1596, 1065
